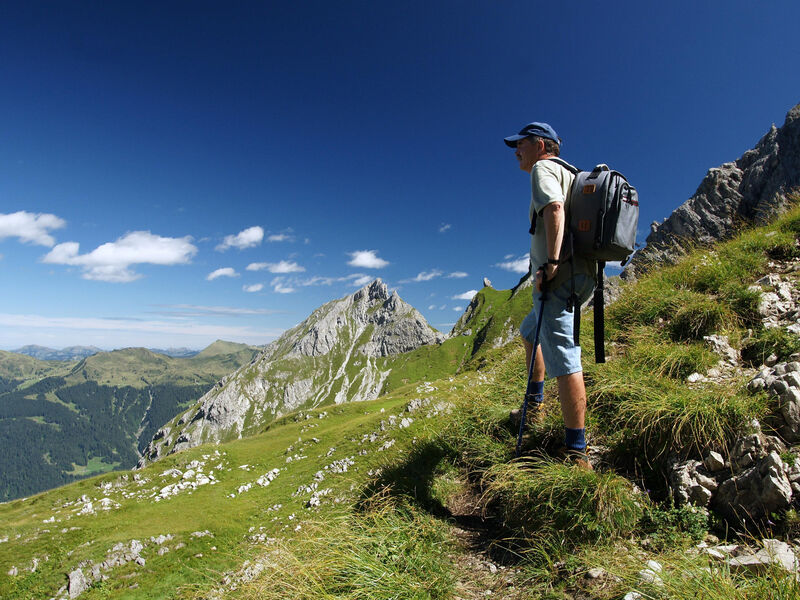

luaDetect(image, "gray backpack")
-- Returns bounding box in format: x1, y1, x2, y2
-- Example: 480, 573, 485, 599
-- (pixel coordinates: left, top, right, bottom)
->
546, 158, 640, 362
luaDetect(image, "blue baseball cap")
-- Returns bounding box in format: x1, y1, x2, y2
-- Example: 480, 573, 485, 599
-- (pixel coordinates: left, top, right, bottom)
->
504, 122, 561, 148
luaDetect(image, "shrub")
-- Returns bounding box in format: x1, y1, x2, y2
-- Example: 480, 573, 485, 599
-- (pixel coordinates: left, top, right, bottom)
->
639, 503, 709, 551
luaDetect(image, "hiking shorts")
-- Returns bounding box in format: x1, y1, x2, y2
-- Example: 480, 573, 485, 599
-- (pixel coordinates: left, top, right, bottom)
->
519, 272, 595, 378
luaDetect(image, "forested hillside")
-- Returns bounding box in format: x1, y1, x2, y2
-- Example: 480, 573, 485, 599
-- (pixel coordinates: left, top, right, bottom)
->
0, 341, 260, 501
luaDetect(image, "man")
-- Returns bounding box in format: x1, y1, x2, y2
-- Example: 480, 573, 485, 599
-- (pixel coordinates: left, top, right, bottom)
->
504, 122, 595, 468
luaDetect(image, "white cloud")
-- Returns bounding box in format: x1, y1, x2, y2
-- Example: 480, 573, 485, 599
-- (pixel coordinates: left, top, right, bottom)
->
246, 260, 305, 274
216, 226, 264, 251
439, 304, 446, 310
207, 267, 239, 281
452, 290, 478, 301
504, 253, 515, 260
268, 233, 293, 242
495, 255, 529, 274
352, 275, 373, 287
447, 271, 468, 279
243, 283, 264, 293
347, 250, 389, 269
453, 306, 464, 311
270, 277, 296, 294
428, 304, 437, 310
438, 223, 451, 233
151, 304, 280, 317
0, 211, 66, 247
401, 269, 442, 283
0, 312, 282, 347
42, 231, 197, 282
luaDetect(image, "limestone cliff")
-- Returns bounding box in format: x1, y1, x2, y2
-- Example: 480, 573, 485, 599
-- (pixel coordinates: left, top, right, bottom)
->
627, 101, 800, 276
138, 279, 443, 464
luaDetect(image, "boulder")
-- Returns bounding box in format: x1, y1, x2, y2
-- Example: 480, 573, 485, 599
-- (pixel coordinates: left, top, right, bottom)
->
714, 452, 792, 522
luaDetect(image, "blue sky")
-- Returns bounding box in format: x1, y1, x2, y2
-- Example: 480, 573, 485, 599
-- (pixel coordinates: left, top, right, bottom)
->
1, 1, 799, 350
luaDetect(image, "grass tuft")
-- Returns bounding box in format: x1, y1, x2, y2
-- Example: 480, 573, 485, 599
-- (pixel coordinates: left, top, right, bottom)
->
236, 495, 456, 600
588, 361, 767, 459
482, 458, 645, 548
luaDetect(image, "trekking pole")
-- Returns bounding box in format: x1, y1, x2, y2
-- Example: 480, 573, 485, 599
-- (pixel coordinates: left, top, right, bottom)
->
515, 274, 549, 458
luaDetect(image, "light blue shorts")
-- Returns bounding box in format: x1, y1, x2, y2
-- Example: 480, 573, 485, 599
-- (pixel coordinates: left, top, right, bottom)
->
519, 273, 595, 378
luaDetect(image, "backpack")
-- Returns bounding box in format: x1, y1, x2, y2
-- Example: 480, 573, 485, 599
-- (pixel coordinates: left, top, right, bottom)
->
541, 158, 640, 363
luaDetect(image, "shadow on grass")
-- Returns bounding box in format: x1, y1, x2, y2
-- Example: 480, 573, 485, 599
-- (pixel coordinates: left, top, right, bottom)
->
357, 439, 533, 566
359, 439, 454, 518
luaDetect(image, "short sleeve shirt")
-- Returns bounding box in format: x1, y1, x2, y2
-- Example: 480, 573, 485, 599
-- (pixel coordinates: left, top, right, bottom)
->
529, 159, 595, 290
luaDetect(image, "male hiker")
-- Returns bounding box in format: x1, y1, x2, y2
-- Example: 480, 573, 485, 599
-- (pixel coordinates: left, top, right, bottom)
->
504, 122, 595, 469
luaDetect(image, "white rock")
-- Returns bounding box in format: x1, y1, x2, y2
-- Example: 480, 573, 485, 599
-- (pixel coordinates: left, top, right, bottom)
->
704, 451, 726, 472
68, 568, 89, 598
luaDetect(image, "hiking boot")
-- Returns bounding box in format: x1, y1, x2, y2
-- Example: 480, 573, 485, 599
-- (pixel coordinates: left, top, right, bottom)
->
558, 447, 593, 470
510, 403, 545, 427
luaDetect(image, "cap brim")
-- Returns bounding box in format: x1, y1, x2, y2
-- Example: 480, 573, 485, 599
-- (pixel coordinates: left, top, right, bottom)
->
504, 134, 526, 148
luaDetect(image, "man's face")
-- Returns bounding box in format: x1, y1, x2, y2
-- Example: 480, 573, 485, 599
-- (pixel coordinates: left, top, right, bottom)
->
514, 136, 541, 173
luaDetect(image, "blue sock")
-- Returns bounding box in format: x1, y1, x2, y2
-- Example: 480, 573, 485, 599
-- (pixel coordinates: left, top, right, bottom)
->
564, 427, 586, 452
525, 380, 544, 405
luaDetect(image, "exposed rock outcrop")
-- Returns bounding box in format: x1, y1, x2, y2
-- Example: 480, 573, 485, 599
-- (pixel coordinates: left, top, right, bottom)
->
627, 102, 800, 277
138, 280, 443, 465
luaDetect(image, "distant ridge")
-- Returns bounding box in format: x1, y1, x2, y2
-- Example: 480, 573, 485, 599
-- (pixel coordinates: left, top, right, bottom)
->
12, 345, 102, 361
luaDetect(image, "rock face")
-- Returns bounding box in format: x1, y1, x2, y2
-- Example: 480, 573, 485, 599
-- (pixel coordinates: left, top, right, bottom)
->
138, 280, 443, 464
627, 102, 800, 276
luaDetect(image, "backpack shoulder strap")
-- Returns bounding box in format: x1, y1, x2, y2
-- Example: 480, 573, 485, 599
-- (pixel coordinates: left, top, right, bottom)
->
543, 157, 580, 175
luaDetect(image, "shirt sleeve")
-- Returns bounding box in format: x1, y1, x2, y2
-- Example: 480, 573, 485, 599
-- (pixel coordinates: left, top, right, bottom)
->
530, 162, 565, 216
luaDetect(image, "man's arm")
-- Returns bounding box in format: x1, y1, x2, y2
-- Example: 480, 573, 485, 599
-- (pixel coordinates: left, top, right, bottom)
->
540, 201, 564, 283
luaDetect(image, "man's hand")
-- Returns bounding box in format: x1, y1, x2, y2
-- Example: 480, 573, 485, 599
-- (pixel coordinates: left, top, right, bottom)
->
535, 263, 558, 292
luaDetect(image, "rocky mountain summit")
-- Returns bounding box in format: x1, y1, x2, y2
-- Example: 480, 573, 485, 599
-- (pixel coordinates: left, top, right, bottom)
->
627, 101, 800, 276
139, 279, 444, 464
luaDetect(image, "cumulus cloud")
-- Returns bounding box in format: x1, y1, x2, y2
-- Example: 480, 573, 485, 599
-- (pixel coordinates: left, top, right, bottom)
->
243, 283, 264, 293
401, 269, 442, 283
452, 306, 464, 311
246, 260, 305, 273
347, 250, 389, 269
216, 226, 264, 251
0, 211, 66, 247
438, 223, 451, 233
495, 255, 529, 274
42, 231, 197, 282
207, 267, 239, 281
452, 290, 478, 301
447, 271, 468, 279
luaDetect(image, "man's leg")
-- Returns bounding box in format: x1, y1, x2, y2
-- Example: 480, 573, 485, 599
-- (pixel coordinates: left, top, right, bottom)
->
523, 338, 546, 381
557, 371, 586, 429
513, 338, 546, 424
557, 371, 590, 468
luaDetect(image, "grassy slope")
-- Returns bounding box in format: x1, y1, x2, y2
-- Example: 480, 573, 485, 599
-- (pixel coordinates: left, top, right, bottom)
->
0, 373, 478, 599
0, 351, 72, 383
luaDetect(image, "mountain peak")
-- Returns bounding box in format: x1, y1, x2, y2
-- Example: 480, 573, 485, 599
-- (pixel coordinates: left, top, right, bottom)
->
353, 278, 389, 303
